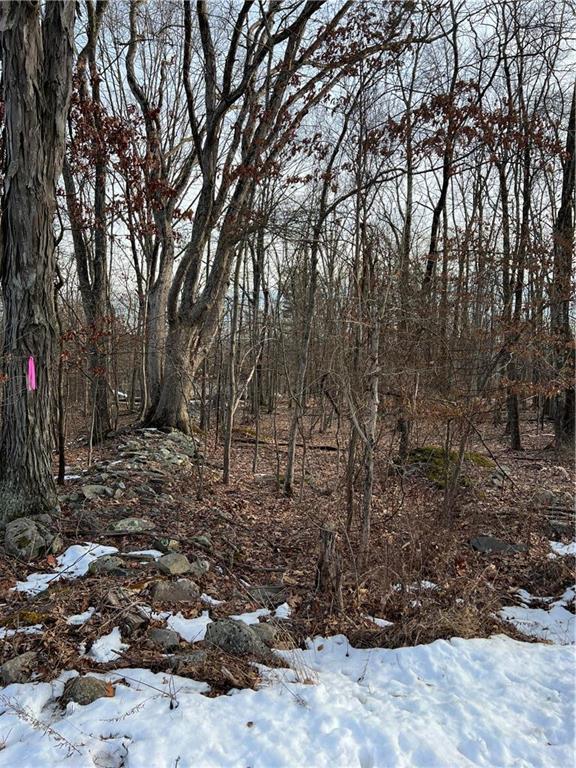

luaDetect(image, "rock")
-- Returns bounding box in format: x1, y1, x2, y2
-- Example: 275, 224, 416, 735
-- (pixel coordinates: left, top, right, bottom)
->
0, 651, 38, 684
157, 553, 191, 576
470, 536, 528, 555
555, 466, 571, 481
167, 650, 208, 674
122, 551, 159, 562
49, 533, 65, 555
490, 466, 510, 487
205, 619, 272, 658
103, 588, 148, 633
5, 517, 57, 560
251, 622, 278, 647
134, 485, 157, 497
81, 484, 114, 500
190, 557, 210, 579
150, 578, 199, 604
153, 537, 182, 554
556, 491, 575, 509
109, 517, 155, 533
245, 584, 287, 607
61, 676, 114, 706
191, 534, 212, 552
533, 489, 557, 508
88, 555, 128, 576
549, 519, 574, 537
147, 628, 181, 651
122, 609, 149, 635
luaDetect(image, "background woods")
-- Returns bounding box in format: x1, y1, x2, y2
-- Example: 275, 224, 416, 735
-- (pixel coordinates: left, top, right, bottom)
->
0, 0, 574, 563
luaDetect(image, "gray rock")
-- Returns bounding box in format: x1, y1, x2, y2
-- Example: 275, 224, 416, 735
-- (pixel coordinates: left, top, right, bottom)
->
134, 485, 157, 497
61, 676, 114, 706
121, 609, 149, 635
88, 555, 128, 575
0, 651, 38, 684
190, 557, 210, 579
490, 465, 511, 488
81, 484, 114, 500
549, 518, 575, 537
157, 553, 191, 575
470, 535, 528, 554
205, 619, 272, 658
109, 517, 155, 533
251, 622, 278, 647
556, 491, 575, 509
150, 578, 199, 604
167, 650, 208, 674
5, 518, 56, 560
147, 628, 181, 651
533, 489, 557, 508
153, 537, 182, 554
245, 584, 287, 607
191, 535, 212, 552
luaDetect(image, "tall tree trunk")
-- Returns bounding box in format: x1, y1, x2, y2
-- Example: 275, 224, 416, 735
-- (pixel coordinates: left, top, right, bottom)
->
0, 0, 75, 523
223, 251, 242, 484
551, 83, 575, 446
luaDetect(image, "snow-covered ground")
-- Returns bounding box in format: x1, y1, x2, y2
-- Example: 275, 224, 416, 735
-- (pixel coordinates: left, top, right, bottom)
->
1, 539, 574, 767
500, 587, 575, 645
0, 635, 573, 768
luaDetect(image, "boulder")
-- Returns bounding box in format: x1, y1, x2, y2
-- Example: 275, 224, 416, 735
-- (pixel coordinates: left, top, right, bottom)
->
556, 491, 575, 509
205, 619, 272, 658
251, 622, 278, 647
245, 584, 287, 607
157, 553, 191, 576
150, 578, 199, 604
0, 651, 38, 685
5, 517, 58, 560
190, 557, 210, 579
61, 676, 114, 706
109, 517, 155, 533
191, 534, 212, 552
533, 489, 557, 508
81, 484, 114, 500
470, 535, 528, 555
147, 628, 181, 651
167, 650, 208, 674
88, 555, 128, 576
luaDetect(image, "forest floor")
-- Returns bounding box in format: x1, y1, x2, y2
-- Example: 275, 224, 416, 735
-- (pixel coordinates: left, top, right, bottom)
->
0, 406, 574, 766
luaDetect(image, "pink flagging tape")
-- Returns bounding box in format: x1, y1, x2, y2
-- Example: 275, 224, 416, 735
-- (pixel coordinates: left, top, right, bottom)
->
27, 356, 37, 391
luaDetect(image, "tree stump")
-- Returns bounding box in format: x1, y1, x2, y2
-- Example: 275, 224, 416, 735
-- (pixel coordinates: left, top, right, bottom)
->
316, 526, 343, 611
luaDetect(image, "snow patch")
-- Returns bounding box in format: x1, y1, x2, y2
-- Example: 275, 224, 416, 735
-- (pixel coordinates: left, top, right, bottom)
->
13, 543, 118, 596
66, 608, 96, 626
366, 615, 394, 628
549, 540, 576, 558
201, 593, 224, 606
0, 625, 43, 640
86, 627, 128, 663
148, 609, 213, 643
231, 608, 270, 624
274, 602, 292, 619
500, 588, 575, 645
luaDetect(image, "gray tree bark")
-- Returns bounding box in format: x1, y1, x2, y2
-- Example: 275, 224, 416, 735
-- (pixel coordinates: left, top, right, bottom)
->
0, 1, 75, 523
